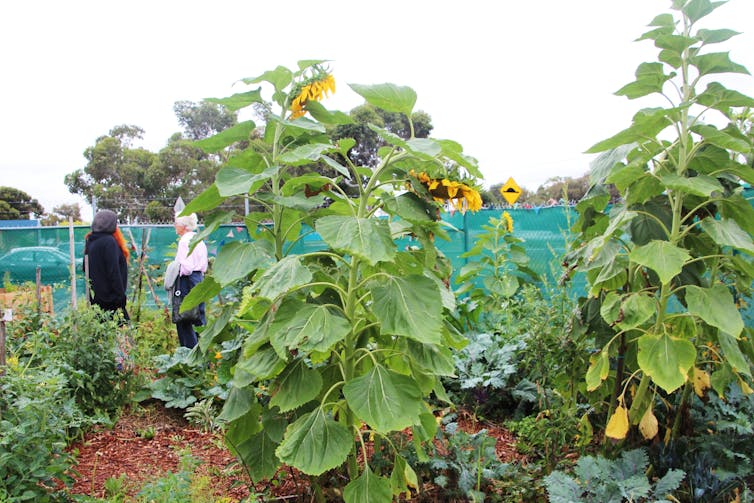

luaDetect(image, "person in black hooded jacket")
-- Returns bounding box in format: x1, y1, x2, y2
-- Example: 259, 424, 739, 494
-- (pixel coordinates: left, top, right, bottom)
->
84, 209, 130, 321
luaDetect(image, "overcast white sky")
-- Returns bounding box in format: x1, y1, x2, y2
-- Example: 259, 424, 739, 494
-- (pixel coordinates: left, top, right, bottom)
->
2, 0, 753, 219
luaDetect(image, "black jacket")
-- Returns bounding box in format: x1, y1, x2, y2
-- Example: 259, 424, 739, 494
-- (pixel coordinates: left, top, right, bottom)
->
84, 232, 128, 311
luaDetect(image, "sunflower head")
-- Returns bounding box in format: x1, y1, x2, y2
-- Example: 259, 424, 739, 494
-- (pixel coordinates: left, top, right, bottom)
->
407, 169, 482, 213
288, 65, 336, 119
502, 211, 514, 232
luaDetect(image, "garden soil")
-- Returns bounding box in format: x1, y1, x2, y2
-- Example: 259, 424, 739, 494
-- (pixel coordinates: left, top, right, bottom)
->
66, 402, 522, 502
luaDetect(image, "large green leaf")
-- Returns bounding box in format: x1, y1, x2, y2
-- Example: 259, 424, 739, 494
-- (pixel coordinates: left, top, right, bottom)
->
344, 465, 393, 503
615, 62, 671, 99
225, 408, 263, 455
696, 82, 754, 109
719, 194, 754, 236
233, 431, 280, 482
275, 408, 352, 475
182, 184, 223, 214
256, 255, 313, 300
242, 66, 293, 92
343, 365, 423, 433
691, 124, 752, 153
382, 192, 437, 224
586, 349, 610, 392
216, 165, 277, 198
700, 217, 754, 254
305, 100, 353, 126
630, 241, 691, 284
182, 276, 222, 310
279, 143, 336, 166
268, 300, 351, 359
269, 360, 324, 412
637, 333, 696, 394
586, 108, 672, 153
206, 88, 263, 111
217, 386, 257, 423
406, 341, 456, 376
405, 138, 442, 158
369, 275, 443, 344
349, 83, 416, 116
236, 345, 286, 381
212, 241, 274, 286
658, 173, 723, 197
601, 292, 655, 331
316, 216, 395, 266
686, 285, 744, 337
690, 52, 750, 77
194, 120, 256, 153
718, 331, 752, 377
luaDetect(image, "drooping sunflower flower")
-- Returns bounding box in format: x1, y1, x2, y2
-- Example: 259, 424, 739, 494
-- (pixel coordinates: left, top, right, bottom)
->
289, 67, 336, 119
408, 170, 482, 213
502, 211, 514, 232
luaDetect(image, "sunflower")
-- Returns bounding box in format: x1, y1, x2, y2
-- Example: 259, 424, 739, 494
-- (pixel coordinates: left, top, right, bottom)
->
502, 211, 514, 232
289, 67, 336, 119
408, 170, 482, 212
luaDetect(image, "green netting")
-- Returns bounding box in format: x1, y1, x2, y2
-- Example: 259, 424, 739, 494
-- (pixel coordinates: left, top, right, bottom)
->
1, 205, 752, 325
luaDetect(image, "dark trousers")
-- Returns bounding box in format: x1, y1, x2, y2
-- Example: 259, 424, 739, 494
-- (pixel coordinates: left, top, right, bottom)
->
176, 320, 198, 348
174, 272, 205, 348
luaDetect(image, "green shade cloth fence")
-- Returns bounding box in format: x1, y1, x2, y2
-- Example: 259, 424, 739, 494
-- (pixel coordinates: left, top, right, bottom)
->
1, 203, 752, 325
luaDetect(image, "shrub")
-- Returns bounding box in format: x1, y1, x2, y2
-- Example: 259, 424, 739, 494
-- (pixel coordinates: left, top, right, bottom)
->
52, 306, 138, 420
0, 366, 85, 502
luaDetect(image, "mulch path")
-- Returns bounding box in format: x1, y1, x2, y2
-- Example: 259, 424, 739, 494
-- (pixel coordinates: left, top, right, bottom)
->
66, 402, 523, 502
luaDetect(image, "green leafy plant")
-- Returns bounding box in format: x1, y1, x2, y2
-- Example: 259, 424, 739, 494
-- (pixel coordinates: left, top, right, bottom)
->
0, 366, 84, 502
426, 418, 512, 502
52, 306, 138, 420
650, 382, 754, 501
136, 450, 198, 503
180, 61, 484, 501
454, 211, 539, 332
444, 331, 530, 421
505, 407, 588, 473
184, 398, 220, 432
545, 448, 684, 503
103, 473, 130, 502
566, 0, 754, 443
147, 346, 226, 409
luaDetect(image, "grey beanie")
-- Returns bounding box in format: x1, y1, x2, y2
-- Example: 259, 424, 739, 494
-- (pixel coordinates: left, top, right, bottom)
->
92, 209, 118, 233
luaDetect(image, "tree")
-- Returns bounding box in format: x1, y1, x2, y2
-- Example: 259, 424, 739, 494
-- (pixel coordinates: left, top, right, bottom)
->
331, 104, 433, 167
532, 175, 591, 205
40, 203, 83, 226
173, 100, 237, 141
65, 125, 157, 221
65, 123, 228, 221
0, 186, 44, 219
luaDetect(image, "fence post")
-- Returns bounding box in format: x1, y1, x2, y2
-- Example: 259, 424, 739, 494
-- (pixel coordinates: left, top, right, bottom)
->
69, 216, 77, 309
0, 310, 8, 375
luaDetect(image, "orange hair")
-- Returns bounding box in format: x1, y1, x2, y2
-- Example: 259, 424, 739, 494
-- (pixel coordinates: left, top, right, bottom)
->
113, 227, 130, 261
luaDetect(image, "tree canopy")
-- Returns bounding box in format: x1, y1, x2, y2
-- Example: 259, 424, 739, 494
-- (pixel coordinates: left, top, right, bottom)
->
65, 100, 237, 221
0, 186, 44, 219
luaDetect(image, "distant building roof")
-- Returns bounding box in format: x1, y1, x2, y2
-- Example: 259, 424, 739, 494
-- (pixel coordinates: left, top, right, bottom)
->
0, 219, 41, 229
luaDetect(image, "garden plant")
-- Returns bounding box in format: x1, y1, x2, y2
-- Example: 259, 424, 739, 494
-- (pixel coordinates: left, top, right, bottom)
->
178, 61, 484, 501
2, 1, 754, 502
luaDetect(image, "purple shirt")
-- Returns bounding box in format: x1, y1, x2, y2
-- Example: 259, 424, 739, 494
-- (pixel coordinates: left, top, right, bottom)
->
176, 231, 208, 276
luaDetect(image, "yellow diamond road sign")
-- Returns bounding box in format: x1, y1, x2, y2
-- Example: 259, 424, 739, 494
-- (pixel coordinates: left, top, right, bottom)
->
500, 177, 522, 205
